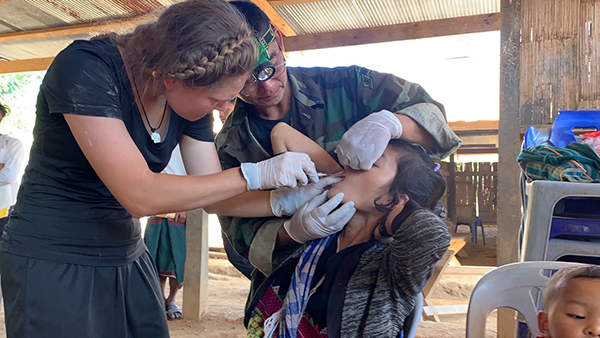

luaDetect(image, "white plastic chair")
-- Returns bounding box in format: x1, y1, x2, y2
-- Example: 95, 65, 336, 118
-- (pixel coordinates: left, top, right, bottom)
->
466, 261, 583, 338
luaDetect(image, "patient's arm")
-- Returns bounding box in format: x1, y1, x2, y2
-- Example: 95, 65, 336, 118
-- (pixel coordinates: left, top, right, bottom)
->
271, 122, 342, 174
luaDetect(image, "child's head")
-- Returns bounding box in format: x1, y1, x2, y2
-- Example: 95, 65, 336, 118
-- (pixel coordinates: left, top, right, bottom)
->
328, 139, 445, 215
537, 264, 600, 338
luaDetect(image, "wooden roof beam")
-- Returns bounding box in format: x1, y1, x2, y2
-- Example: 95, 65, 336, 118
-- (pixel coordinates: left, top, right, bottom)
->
0, 57, 54, 74
268, 0, 326, 5
249, 0, 296, 36
0, 16, 149, 43
283, 13, 500, 52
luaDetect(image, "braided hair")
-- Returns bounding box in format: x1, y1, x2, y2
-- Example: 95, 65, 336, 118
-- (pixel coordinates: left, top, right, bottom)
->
114, 0, 256, 89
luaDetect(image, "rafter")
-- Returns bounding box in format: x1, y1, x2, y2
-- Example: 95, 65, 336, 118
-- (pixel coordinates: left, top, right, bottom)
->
0, 57, 53, 74
267, 0, 326, 5
0, 16, 149, 43
249, 0, 296, 36
283, 13, 500, 52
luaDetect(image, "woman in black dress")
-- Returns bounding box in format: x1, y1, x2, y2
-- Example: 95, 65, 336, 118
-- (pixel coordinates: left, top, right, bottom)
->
0, 1, 323, 337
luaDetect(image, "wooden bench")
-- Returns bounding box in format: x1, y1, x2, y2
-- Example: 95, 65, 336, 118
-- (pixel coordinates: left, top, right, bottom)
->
448, 233, 471, 266
421, 233, 472, 321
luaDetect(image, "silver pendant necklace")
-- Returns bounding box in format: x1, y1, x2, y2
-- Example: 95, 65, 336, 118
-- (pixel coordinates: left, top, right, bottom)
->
132, 75, 167, 144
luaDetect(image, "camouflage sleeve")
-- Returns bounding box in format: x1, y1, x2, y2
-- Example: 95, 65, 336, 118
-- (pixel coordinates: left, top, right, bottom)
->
218, 214, 295, 275
353, 67, 461, 159
215, 127, 298, 274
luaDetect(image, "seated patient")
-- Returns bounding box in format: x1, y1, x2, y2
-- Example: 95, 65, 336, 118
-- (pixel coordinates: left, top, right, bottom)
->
246, 123, 450, 338
537, 264, 600, 338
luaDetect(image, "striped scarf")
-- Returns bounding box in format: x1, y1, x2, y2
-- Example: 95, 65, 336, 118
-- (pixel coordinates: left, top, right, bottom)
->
263, 235, 335, 338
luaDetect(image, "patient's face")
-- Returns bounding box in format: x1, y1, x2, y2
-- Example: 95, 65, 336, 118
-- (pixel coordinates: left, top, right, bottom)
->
538, 278, 600, 338
328, 145, 400, 213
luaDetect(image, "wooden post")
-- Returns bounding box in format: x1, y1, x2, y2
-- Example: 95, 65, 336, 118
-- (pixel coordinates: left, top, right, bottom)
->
182, 208, 209, 321
498, 0, 522, 336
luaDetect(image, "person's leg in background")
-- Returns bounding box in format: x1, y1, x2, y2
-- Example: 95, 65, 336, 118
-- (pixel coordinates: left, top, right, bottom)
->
165, 277, 181, 317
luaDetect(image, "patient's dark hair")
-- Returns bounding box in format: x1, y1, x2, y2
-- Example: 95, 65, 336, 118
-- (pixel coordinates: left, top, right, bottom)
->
374, 139, 446, 213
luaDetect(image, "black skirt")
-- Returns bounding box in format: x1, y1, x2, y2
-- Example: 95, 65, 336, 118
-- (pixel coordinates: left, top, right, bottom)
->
0, 250, 169, 338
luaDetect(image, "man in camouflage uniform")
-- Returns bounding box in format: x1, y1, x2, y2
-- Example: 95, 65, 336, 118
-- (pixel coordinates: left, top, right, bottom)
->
216, 1, 461, 275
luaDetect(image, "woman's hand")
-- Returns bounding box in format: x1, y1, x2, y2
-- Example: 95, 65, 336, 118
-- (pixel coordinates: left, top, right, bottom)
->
270, 176, 341, 217
240, 152, 319, 190
175, 211, 187, 224
334, 110, 402, 170
283, 191, 355, 244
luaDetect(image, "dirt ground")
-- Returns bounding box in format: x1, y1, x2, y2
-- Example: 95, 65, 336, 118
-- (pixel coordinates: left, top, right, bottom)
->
0, 225, 498, 338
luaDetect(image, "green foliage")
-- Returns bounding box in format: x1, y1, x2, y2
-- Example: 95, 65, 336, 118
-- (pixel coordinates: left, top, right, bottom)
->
0, 72, 45, 139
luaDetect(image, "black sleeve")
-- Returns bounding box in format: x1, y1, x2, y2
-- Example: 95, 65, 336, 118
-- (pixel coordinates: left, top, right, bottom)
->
183, 113, 215, 142
42, 42, 123, 119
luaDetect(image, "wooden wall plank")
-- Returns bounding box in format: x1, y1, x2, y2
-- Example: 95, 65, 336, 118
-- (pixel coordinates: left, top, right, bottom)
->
519, 0, 580, 126
580, 1, 600, 108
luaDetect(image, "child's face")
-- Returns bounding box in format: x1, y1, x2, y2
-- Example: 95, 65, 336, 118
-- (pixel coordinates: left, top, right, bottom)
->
327, 145, 399, 213
538, 278, 600, 338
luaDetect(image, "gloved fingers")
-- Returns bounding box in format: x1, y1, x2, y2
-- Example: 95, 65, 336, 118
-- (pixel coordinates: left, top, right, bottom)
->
285, 152, 317, 187
298, 153, 319, 185
335, 136, 373, 170
306, 191, 330, 210
283, 220, 305, 244
371, 109, 403, 138
293, 167, 308, 187
325, 201, 356, 231
358, 145, 387, 170
334, 144, 348, 168
313, 192, 345, 218
334, 110, 404, 171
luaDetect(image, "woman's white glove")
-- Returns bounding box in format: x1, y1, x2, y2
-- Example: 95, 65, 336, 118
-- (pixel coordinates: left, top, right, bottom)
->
240, 152, 319, 190
270, 176, 341, 217
283, 191, 356, 244
334, 109, 402, 170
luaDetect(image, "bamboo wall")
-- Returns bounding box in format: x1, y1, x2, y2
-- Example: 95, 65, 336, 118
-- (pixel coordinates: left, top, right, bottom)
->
520, 0, 600, 127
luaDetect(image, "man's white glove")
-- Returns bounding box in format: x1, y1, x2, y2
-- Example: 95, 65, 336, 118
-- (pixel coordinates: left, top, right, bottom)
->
283, 191, 356, 244
334, 109, 402, 170
270, 176, 341, 217
240, 152, 319, 190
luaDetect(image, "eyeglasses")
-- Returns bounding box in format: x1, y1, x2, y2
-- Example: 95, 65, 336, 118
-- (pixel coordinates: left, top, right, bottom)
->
240, 59, 286, 97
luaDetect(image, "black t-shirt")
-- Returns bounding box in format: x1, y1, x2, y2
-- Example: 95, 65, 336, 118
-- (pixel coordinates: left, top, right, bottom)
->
0, 38, 214, 266
247, 108, 291, 156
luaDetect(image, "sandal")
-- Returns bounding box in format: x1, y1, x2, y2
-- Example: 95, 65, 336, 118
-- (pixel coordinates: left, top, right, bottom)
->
166, 303, 183, 321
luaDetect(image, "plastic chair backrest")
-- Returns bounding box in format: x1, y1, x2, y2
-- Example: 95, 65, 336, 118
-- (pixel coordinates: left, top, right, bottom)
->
465, 261, 583, 338
400, 292, 423, 338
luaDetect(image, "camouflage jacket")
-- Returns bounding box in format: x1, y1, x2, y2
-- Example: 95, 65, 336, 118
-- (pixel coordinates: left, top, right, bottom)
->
215, 65, 461, 274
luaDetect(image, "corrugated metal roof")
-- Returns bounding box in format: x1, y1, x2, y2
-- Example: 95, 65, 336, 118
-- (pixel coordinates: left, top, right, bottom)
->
0, 0, 500, 64
275, 0, 500, 35
1, 0, 176, 32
